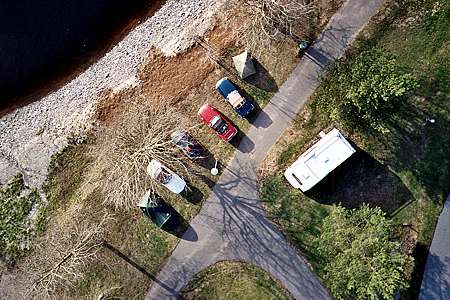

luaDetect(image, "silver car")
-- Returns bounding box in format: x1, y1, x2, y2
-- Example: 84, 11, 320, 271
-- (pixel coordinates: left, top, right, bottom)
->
147, 159, 186, 194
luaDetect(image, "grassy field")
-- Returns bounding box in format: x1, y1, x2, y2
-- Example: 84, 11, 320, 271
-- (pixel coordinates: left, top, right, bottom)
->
181, 261, 292, 300
260, 0, 450, 298
0, 174, 40, 264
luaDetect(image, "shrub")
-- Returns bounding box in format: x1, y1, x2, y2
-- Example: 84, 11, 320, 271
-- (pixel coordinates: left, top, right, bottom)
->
314, 50, 417, 132
316, 204, 412, 299
0, 174, 40, 261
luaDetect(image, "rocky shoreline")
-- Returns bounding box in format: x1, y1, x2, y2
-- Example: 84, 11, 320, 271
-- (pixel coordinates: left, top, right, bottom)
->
0, 0, 224, 188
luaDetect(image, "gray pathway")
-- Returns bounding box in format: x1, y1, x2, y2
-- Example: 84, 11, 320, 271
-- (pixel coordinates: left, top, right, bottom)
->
419, 195, 450, 300
146, 0, 385, 298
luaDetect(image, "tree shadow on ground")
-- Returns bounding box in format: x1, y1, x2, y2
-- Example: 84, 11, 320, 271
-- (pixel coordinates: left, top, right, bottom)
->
406, 242, 430, 299
102, 240, 176, 294
244, 59, 278, 93
201, 159, 331, 299
412, 245, 450, 300
382, 90, 450, 203
305, 147, 413, 214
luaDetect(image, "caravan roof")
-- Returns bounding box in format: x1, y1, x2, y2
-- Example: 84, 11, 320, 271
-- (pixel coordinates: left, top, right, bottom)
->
284, 128, 356, 191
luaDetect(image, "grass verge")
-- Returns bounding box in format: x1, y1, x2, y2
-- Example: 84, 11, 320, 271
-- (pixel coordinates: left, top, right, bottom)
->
181, 261, 292, 300
0, 174, 40, 263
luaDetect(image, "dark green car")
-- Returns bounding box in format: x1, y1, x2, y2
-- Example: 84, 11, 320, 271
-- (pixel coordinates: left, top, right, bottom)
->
137, 191, 172, 228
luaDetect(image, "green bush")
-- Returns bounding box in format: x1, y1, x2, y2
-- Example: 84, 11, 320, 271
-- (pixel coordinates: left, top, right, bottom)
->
316, 204, 412, 300
0, 174, 40, 261
315, 50, 417, 132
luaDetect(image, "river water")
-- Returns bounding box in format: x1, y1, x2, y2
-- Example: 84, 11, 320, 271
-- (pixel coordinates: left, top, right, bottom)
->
0, 0, 155, 110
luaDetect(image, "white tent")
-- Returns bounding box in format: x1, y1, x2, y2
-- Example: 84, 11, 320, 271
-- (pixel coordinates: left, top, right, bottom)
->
284, 128, 356, 192
232, 51, 256, 79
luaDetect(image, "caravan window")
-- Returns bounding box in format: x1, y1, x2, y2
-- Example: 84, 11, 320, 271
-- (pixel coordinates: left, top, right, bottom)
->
292, 173, 303, 186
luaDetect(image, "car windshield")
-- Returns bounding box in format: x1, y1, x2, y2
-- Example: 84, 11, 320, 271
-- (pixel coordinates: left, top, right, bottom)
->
156, 168, 172, 184
210, 116, 228, 134
174, 135, 190, 148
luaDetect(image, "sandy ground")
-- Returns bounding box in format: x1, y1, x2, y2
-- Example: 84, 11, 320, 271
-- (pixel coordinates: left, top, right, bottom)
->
0, 0, 224, 188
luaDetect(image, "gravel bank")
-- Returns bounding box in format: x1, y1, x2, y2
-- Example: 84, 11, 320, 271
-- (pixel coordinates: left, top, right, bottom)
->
0, 0, 224, 187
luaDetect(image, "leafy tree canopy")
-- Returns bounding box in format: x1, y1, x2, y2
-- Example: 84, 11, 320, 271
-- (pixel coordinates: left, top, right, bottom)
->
315, 49, 417, 132
316, 204, 412, 300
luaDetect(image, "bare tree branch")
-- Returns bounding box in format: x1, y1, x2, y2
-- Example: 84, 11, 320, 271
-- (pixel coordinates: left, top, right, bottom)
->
229, 0, 316, 56
90, 102, 195, 210
27, 215, 111, 298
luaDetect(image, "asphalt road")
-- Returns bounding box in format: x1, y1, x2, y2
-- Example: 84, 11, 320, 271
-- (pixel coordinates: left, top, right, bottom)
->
146, 0, 385, 298
419, 195, 450, 300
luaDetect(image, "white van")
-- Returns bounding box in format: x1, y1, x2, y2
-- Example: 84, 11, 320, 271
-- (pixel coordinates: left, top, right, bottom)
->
284, 128, 356, 192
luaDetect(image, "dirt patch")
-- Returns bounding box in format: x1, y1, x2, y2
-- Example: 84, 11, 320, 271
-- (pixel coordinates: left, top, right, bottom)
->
94, 25, 239, 124
399, 225, 418, 255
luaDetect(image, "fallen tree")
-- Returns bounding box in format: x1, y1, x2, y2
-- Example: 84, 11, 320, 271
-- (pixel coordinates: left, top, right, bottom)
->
27, 215, 110, 298
92, 102, 194, 210
231, 0, 316, 54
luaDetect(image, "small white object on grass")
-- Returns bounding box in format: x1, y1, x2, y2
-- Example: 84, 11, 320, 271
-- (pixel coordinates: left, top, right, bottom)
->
211, 160, 219, 176
425, 117, 436, 125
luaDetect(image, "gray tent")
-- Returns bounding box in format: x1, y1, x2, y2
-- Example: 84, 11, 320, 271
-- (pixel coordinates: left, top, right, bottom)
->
232, 51, 256, 79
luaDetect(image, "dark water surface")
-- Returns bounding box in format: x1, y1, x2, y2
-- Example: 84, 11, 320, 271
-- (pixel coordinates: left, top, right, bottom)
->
0, 0, 161, 112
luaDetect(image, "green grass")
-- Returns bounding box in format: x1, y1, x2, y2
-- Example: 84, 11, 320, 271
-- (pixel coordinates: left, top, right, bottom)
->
34, 137, 181, 299
242, 84, 275, 108
261, 175, 330, 275
260, 0, 450, 298
35, 140, 93, 234
0, 174, 40, 263
181, 261, 292, 300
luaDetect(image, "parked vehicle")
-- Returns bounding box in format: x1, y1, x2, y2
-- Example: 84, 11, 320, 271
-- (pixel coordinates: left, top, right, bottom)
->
137, 191, 172, 228
197, 103, 238, 142
215, 77, 254, 118
284, 128, 356, 192
170, 128, 206, 159
147, 159, 186, 194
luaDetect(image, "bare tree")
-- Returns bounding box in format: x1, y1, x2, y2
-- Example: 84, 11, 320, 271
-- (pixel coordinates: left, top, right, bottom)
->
92, 102, 194, 210
28, 215, 110, 298
230, 0, 316, 55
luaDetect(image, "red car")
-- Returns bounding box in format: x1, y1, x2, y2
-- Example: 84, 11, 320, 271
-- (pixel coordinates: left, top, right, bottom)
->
198, 104, 238, 142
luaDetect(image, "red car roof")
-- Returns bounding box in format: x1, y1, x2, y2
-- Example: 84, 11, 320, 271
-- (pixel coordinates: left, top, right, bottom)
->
197, 103, 238, 142
198, 103, 217, 122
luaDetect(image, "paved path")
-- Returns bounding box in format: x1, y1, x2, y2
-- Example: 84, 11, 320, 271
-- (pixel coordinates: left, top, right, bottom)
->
419, 195, 450, 300
147, 0, 385, 299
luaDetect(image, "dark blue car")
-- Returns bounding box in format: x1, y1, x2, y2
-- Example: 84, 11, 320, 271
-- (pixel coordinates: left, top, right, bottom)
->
215, 77, 254, 118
